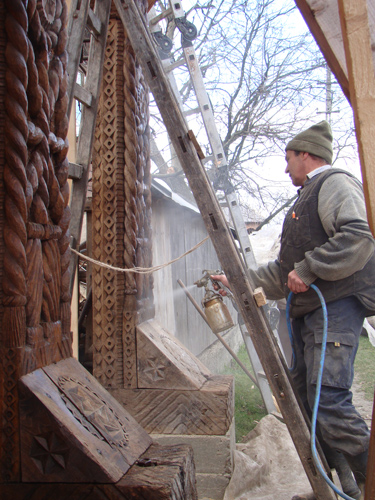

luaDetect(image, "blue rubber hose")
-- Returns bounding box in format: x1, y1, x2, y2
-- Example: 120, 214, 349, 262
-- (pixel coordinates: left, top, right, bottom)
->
287, 284, 357, 500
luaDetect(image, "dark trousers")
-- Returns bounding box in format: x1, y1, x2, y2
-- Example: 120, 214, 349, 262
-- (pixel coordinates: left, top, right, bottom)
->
291, 296, 370, 457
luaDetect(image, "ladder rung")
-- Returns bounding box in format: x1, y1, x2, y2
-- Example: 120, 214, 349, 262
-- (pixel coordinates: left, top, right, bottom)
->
164, 59, 186, 72
149, 7, 172, 25
74, 83, 93, 107
183, 107, 200, 117
68, 162, 84, 180
87, 8, 102, 36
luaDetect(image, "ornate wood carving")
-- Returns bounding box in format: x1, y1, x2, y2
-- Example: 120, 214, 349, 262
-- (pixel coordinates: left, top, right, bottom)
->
92, 10, 154, 391
1, 443, 197, 500
0, 2, 199, 497
113, 376, 234, 436
137, 320, 211, 390
0, 0, 72, 482
19, 358, 152, 483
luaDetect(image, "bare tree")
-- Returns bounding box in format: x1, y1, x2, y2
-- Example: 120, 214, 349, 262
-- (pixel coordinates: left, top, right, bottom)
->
149, 0, 357, 220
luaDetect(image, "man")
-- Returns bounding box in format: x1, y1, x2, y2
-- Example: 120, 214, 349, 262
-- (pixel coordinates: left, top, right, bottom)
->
213, 121, 375, 500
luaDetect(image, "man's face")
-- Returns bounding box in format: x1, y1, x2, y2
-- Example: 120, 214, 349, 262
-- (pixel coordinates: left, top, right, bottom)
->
285, 150, 307, 187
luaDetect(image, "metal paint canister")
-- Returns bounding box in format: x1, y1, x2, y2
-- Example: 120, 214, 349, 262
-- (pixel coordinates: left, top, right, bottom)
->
203, 295, 234, 334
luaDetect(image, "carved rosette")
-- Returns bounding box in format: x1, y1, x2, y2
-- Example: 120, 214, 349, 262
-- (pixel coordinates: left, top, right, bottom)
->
1, 0, 71, 482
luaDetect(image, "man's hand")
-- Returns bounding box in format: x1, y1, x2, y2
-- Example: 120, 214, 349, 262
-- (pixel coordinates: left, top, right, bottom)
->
287, 270, 309, 294
210, 274, 230, 296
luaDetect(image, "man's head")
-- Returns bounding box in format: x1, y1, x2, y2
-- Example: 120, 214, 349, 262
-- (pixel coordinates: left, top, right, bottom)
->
284, 121, 333, 187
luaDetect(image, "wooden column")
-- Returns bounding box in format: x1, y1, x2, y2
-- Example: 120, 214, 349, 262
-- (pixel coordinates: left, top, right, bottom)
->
338, 0, 375, 236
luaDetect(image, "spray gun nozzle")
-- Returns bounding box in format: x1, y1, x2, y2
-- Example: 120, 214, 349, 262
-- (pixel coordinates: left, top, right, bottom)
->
194, 269, 222, 290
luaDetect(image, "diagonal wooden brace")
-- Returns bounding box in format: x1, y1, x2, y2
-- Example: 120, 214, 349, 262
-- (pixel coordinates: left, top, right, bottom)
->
113, 1, 337, 498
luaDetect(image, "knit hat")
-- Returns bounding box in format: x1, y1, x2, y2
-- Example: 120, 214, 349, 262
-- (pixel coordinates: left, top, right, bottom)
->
285, 121, 333, 164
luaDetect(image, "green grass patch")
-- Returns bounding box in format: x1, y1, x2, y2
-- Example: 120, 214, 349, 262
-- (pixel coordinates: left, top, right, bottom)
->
222, 344, 267, 442
354, 335, 375, 400
224, 336, 375, 443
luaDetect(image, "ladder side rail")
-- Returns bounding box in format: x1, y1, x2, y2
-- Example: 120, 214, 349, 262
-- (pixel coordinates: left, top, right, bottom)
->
68, 0, 112, 295
240, 320, 277, 414
66, 0, 91, 117
176, 34, 259, 270
113, 3, 336, 498
182, 46, 228, 169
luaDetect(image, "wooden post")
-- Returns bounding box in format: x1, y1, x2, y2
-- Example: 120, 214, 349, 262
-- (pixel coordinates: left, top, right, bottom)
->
113, 1, 336, 498
294, 0, 350, 100
338, 0, 375, 236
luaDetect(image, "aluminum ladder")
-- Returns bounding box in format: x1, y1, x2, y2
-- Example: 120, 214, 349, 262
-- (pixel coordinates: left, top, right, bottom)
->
148, 0, 284, 413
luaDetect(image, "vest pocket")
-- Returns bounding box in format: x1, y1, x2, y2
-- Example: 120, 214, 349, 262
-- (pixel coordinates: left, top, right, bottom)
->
312, 331, 356, 389
286, 214, 312, 248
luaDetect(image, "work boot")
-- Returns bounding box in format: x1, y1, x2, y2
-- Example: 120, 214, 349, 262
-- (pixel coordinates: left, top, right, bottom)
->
344, 450, 368, 499
327, 449, 361, 499
291, 449, 362, 500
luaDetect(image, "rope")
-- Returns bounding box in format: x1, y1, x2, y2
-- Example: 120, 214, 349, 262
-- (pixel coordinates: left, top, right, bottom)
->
71, 236, 210, 274
287, 284, 357, 500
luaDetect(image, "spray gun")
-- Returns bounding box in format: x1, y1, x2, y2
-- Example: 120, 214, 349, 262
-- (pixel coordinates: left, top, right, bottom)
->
194, 270, 234, 334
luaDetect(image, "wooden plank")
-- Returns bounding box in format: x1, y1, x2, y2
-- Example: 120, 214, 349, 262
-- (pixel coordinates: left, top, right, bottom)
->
73, 83, 93, 107
113, 2, 336, 498
137, 320, 211, 390
294, 0, 350, 100
338, 0, 375, 235
19, 358, 153, 483
117, 443, 198, 499
42, 358, 152, 460
66, 0, 91, 116
1, 443, 197, 500
295, 0, 375, 105
68, 162, 83, 180
19, 367, 130, 483
87, 8, 102, 36
112, 376, 234, 435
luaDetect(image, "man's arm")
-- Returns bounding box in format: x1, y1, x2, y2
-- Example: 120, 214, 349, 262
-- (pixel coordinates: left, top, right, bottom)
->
212, 259, 285, 299
294, 173, 375, 284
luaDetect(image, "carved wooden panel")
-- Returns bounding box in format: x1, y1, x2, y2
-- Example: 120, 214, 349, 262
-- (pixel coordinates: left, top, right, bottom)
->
19, 358, 152, 483
92, 18, 127, 390
137, 320, 211, 390
112, 376, 235, 436
0, 0, 72, 482
92, 10, 153, 391
1, 443, 197, 500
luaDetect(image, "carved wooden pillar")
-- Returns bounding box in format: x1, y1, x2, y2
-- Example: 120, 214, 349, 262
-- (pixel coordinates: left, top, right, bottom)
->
91, 5, 234, 498
92, 4, 154, 391
0, 2, 196, 497
0, 0, 72, 481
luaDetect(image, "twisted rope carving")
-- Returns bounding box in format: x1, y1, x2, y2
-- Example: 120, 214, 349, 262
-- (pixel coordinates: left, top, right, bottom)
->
3, 0, 29, 347
25, 20, 46, 330
123, 38, 138, 297
46, 0, 71, 337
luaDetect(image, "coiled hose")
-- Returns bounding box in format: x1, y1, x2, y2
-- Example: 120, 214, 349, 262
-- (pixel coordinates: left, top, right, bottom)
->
286, 284, 357, 500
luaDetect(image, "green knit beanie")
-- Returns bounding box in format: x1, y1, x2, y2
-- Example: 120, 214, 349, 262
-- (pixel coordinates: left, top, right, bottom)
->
285, 120, 333, 164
